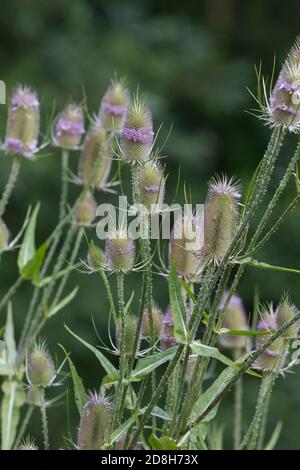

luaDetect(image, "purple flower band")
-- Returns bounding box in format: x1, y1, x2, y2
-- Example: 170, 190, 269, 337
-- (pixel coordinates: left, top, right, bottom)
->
122, 126, 154, 144
257, 318, 277, 331
56, 117, 85, 137
11, 91, 39, 110
4, 138, 37, 156
102, 101, 127, 116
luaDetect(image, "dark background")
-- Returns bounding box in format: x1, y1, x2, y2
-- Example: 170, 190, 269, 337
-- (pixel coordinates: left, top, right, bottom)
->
1, 0, 300, 449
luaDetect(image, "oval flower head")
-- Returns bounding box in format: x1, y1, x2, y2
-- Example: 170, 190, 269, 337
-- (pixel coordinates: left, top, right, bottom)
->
141, 304, 163, 339
169, 213, 204, 281
75, 191, 97, 226
267, 36, 300, 132
275, 294, 300, 339
26, 339, 55, 387
115, 314, 140, 355
105, 228, 135, 273
203, 176, 240, 265
4, 85, 40, 158
99, 79, 129, 133
78, 118, 112, 189
121, 95, 154, 165
137, 159, 165, 213
53, 104, 85, 149
78, 393, 112, 450
254, 307, 286, 372
219, 292, 248, 350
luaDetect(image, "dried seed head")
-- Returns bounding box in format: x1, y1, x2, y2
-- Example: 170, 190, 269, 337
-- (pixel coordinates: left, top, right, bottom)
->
275, 295, 300, 338
160, 307, 178, 350
78, 118, 112, 189
87, 242, 104, 271
169, 214, 203, 281
203, 176, 240, 264
121, 95, 153, 165
54, 104, 84, 149
141, 304, 163, 338
0, 219, 9, 253
4, 85, 39, 158
219, 293, 248, 350
115, 314, 140, 355
105, 230, 135, 273
17, 436, 38, 450
75, 191, 97, 226
99, 79, 129, 132
268, 37, 300, 132
26, 339, 55, 387
137, 160, 165, 212
254, 308, 286, 371
78, 394, 112, 450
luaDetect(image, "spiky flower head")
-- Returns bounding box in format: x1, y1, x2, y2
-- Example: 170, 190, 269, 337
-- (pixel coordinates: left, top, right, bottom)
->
17, 436, 38, 450
275, 294, 300, 338
53, 104, 85, 149
203, 176, 240, 265
0, 219, 9, 253
87, 242, 104, 271
141, 304, 163, 338
26, 339, 55, 387
4, 85, 39, 158
75, 191, 97, 226
78, 118, 112, 189
267, 37, 300, 132
254, 307, 286, 372
137, 159, 165, 213
99, 79, 129, 132
121, 94, 153, 165
169, 214, 203, 281
78, 393, 112, 450
219, 293, 248, 350
160, 306, 178, 350
115, 314, 140, 356
105, 229, 135, 273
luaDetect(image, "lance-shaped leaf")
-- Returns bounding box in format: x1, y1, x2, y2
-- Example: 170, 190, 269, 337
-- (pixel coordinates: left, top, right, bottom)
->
233, 257, 300, 275
1, 380, 25, 450
18, 203, 40, 271
4, 304, 16, 372
169, 261, 189, 344
46, 287, 79, 319
149, 434, 181, 450
21, 241, 48, 282
109, 411, 140, 445
132, 346, 178, 380
59, 345, 87, 416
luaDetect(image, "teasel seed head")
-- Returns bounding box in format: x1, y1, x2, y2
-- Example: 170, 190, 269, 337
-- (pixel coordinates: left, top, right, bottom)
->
53, 104, 85, 149
267, 37, 300, 132
160, 306, 178, 350
121, 95, 153, 165
78, 118, 112, 189
203, 175, 240, 265
137, 159, 165, 213
78, 393, 112, 450
99, 79, 129, 132
87, 242, 104, 271
4, 85, 39, 158
105, 229, 135, 273
17, 436, 38, 450
254, 308, 286, 371
219, 293, 248, 350
75, 191, 97, 226
169, 214, 203, 281
0, 219, 9, 253
141, 304, 163, 338
26, 339, 55, 387
275, 294, 300, 338
115, 314, 140, 356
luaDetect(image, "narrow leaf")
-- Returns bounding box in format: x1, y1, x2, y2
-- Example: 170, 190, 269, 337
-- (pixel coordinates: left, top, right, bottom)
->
132, 346, 177, 380
59, 345, 87, 416
1, 381, 25, 450
169, 261, 189, 344
18, 203, 40, 270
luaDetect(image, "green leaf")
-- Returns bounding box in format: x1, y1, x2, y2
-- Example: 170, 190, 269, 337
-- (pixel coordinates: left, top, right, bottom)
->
132, 347, 178, 380
264, 421, 282, 450
18, 203, 40, 271
169, 261, 189, 344
46, 286, 79, 319
65, 325, 116, 375
242, 161, 261, 215
109, 411, 139, 445
59, 345, 87, 416
219, 327, 270, 337
234, 257, 300, 275
151, 406, 172, 422
1, 380, 25, 450
191, 341, 260, 378
4, 304, 16, 373
149, 434, 180, 450
20, 241, 48, 282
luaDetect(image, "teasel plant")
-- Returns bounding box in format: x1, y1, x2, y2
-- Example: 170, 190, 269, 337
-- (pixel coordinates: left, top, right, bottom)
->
1, 37, 300, 451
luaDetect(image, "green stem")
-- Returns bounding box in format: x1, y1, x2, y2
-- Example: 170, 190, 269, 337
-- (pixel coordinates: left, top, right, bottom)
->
0, 277, 24, 315
0, 157, 21, 218
59, 149, 69, 221
233, 349, 243, 450
13, 405, 34, 449
40, 389, 49, 450
99, 269, 117, 324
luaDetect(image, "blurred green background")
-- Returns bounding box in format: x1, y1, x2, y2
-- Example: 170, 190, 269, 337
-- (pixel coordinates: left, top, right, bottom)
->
1, 0, 300, 449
